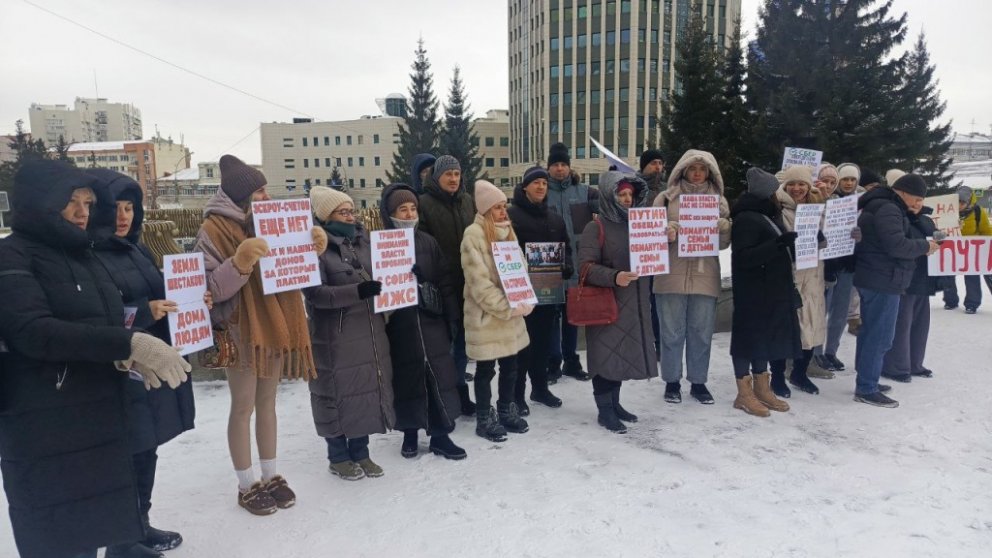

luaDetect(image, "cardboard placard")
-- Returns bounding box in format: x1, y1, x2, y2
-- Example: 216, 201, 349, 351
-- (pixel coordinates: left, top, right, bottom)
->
525, 242, 565, 305
163, 253, 212, 356
923, 194, 961, 237
820, 195, 859, 260
927, 236, 992, 276
370, 229, 418, 313
782, 147, 823, 178
491, 241, 538, 308
252, 199, 321, 295
794, 204, 824, 270
628, 207, 670, 276
677, 194, 720, 257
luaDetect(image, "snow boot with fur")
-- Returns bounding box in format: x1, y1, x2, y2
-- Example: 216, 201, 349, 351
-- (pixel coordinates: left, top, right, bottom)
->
733, 376, 771, 417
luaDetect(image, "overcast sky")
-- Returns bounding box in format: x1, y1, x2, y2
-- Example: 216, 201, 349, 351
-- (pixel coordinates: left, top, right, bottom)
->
2, 0, 989, 165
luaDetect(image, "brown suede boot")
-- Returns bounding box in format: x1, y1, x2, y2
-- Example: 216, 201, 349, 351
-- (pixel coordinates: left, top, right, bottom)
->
753, 371, 790, 412
733, 376, 770, 417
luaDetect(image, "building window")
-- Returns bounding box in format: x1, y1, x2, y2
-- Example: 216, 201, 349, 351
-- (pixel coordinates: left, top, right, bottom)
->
577, 91, 586, 105
485, 136, 495, 146
606, 90, 615, 103
313, 137, 318, 146
336, 157, 342, 166
578, 34, 587, 48
591, 90, 601, 104
550, 8, 558, 22
551, 37, 559, 50
576, 146, 586, 158
347, 136, 352, 145
663, 59, 671, 73
500, 136, 509, 147
360, 179, 366, 188
551, 93, 559, 106
500, 158, 509, 167
607, 31, 616, 45
324, 136, 330, 146
550, 122, 559, 134
486, 158, 495, 167
650, 59, 659, 72
325, 157, 331, 167
621, 1, 631, 13
376, 178, 384, 188
551, 66, 560, 79
619, 116, 629, 131
605, 117, 615, 130
284, 159, 295, 169
282, 138, 293, 147
314, 158, 320, 168
664, 31, 671, 44
592, 61, 601, 75
335, 136, 341, 145
315, 179, 321, 185
564, 92, 572, 105
637, 87, 644, 101
303, 159, 309, 168
578, 62, 586, 76
359, 157, 365, 166
620, 29, 631, 44
649, 87, 657, 101
578, 5, 588, 18
607, 1, 616, 15
206, 168, 214, 178
302, 137, 308, 147
374, 156, 381, 166
373, 134, 380, 144
349, 178, 354, 187
347, 157, 353, 167
620, 88, 629, 101
591, 118, 600, 131
564, 36, 573, 49
564, 64, 573, 77
563, 120, 572, 134
592, 32, 601, 46
620, 59, 630, 72
607, 60, 615, 74
592, 3, 601, 16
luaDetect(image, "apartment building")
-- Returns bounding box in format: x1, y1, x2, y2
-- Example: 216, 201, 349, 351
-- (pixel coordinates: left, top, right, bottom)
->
29, 97, 142, 146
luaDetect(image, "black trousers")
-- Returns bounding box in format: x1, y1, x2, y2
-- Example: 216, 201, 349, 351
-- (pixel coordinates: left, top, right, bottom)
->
474, 356, 518, 409
132, 448, 158, 520
516, 305, 557, 400
591, 375, 622, 395
733, 357, 769, 378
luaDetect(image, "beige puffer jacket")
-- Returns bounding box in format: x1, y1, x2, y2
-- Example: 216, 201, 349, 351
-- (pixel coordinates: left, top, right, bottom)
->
651, 150, 731, 298
460, 216, 530, 361
777, 188, 826, 350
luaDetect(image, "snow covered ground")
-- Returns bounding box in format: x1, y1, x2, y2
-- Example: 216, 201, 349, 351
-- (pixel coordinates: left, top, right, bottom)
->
951, 159, 991, 190
2, 293, 991, 558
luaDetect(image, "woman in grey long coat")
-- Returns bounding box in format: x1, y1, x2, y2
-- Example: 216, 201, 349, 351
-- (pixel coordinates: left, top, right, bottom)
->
578, 172, 659, 434
304, 186, 395, 481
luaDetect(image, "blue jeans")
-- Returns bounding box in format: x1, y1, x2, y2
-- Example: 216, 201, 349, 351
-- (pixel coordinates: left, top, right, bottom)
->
451, 325, 468, 386
325, 435, 369, 463
656, 293, 717, 384
817, 270, 854, 356
854, 288, 901, 395
943, 275, 984, 310
549, 304, 579, 361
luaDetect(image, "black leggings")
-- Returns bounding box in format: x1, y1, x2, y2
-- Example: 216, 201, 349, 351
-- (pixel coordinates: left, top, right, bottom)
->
516, 305, 557, 399
770, 350, 814, 378
474, 356, 518, 409
733, 357, 768, 379
591, 375, 622, 395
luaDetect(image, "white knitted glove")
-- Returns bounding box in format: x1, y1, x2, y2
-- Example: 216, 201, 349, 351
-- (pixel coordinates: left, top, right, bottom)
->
129, 332, 191, 389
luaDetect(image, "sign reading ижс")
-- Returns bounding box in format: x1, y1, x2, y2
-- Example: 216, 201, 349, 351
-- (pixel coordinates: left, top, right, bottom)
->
370, 229, 418, 313
491, 241, 539, 308
628, 207, 670, 276
251, 199, 321, 295
163, 253, 213, 356
927, 236, 992, 276
678, 194, 720, 257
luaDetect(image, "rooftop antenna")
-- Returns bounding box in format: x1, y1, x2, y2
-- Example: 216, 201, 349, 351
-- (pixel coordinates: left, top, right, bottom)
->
93, 69, 99, 98
970, 118, 977, 135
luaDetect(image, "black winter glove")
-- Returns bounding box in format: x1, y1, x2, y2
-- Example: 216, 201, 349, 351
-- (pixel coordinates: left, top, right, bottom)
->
357, 280, 383, 300
562, 262, 574, 280
776, 231, 799, 250
411, 264, 425, 283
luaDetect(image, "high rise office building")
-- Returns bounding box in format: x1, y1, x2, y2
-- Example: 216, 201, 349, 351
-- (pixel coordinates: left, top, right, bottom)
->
508, 0, 740, 184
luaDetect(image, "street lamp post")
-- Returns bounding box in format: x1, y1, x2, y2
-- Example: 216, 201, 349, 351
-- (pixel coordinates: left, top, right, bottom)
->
173, 151, 193, 206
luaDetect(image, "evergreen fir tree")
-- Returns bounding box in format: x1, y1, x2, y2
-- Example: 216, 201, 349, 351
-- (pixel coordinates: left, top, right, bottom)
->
890, 32, 954, 193
717, 19, 753, 201
330, 166, 344, 190
660, 12, 727, 168
54, 135, 75, 164
0, 120, 51, 197
387, 38, 441, 185
440, 66, 484, 194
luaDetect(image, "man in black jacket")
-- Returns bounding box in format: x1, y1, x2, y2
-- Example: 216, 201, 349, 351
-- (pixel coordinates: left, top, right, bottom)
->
853, 174, 939, 407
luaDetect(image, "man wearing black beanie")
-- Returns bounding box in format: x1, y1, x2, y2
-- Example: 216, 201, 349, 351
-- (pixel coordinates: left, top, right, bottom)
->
545, 142, 599, 382
852, 173, 939, 408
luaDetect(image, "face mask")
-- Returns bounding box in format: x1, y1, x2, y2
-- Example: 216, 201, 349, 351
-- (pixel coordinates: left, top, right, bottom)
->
389, 217, 418, 229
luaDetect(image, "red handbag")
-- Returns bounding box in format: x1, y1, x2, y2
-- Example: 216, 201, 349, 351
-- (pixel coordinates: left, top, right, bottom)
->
566, 220, 619, 326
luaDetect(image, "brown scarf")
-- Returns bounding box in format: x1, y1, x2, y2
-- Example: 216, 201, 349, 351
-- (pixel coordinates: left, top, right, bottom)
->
202, 214, 316, 380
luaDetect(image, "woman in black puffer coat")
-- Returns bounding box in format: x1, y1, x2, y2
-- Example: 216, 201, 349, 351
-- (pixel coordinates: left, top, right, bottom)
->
0, 160, 190, 558
87, 169, 198, 556
378, 183, 466, 460
508, 166, 573, 414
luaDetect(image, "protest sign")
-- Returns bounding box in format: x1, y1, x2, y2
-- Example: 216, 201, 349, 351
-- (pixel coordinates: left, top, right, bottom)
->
252, 199, 321, 295
628, 207, 670, 276
525, 242, 566, 305
163, 253, 213, 356
782, 147, 823, 178
820, 195, 859, 260
371, 228, 418, 313
794, 204, 824, 270
677, 194, 720, 257
924, 194, 961, 237
927, 236, 992, 276
492, 241, 538, 308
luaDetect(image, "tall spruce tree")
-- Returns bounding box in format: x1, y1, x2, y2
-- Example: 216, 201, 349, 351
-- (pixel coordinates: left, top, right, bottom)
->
0, 120, 50, 197
440, 66, 484, 194
660, 12, 727, 164
890, 32, 954, 192
747, 0, 910, 172
717, 19, 753, 200
330, 166, 344, 190
53, 135, 75, 163
387, 38, 441, 185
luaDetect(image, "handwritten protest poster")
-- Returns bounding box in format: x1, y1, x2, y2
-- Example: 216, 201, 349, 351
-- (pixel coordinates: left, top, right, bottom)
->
927, 236, 992, 276
525, 242, 565, 305
924, 194, 961, 237
252, 199, 321, 295
678, 194, 720, 257
794, 204, 824, 270
628, 207, 670, 276
782, 147, 823, 178
492, 241, 539, 308
163, 253, 213, 356
820, 195, 859, 260
371, 229, 418, 313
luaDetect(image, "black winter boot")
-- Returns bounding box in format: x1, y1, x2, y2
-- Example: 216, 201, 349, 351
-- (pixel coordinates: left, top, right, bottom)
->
457, 385, 476, 417
789, 371, 820, 395
401, 430, 419, 458
530, 388, 563, 408
105, 543, 164, 558
547, 356, 562, 384
515, 398, 531, 416
141, 518, 183, 552
611, 385, 638, 422
770, 369, 791, 399
664, 382, 682, 404
497, 401, 530, 433
595, 392, 627, 434
689, 383, 714, 405
429, 434, 467, 460
562, 356, 590, 381
475, 407, 507, 442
